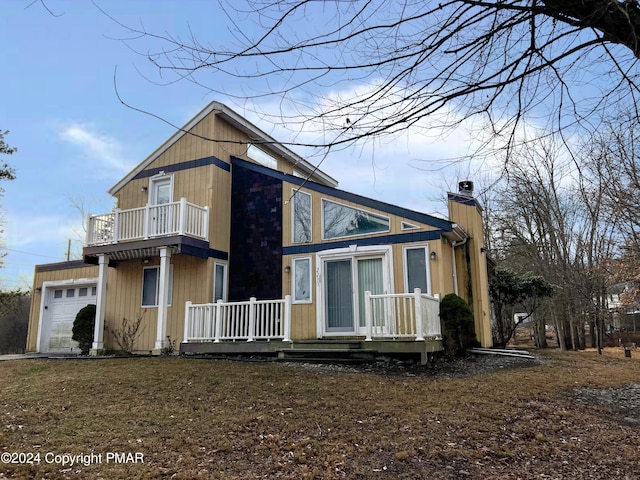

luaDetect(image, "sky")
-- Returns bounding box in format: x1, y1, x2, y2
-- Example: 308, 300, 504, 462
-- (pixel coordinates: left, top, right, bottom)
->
0, 0, 480, 291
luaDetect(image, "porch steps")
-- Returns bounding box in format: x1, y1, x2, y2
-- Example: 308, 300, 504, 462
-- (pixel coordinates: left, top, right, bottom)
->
277, 341, 376, 363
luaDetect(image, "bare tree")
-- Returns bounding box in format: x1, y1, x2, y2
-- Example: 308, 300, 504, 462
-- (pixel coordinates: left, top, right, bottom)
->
106, 1, 640, 163
489, 132, 621, 351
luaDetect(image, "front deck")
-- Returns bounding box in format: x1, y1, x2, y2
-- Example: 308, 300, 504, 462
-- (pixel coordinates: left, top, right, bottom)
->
180, 289, 443, 364
180, 338, 442, 364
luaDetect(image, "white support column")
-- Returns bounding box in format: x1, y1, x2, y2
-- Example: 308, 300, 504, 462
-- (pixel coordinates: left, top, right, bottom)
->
202, 206, 209, 241
364, 291, 373, 341
178, 197, 187, 236
91, 254, 109, 355
154, 247, 172, 352
283, 295, 292, 342
183, 301, 192, 344
112, 208, 121, 243
214, 299, 223, 343
414, 288, 425, 341
247, 297, 256, 342
143, 203, 151, 239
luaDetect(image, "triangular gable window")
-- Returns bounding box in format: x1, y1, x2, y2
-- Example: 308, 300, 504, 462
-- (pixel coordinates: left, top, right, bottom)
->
322, 199, 390, 240
401, 221, 421, 230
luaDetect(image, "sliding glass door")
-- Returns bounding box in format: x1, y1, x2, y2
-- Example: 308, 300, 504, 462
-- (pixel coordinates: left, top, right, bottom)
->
324, 256, 385, 334
325, 259, 354, 332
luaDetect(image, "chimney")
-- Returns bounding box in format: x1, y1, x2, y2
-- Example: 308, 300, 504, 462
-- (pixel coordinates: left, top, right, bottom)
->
458, 180, 474, 196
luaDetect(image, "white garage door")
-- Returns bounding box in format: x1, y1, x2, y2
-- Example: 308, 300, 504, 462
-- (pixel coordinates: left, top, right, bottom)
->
42, 285, 97, 353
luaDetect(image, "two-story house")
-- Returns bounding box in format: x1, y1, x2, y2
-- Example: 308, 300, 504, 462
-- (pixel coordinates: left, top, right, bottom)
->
26, 101, 493, 363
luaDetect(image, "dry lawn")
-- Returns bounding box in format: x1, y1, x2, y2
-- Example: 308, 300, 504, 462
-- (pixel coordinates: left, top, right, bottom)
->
1, 349, 640, 479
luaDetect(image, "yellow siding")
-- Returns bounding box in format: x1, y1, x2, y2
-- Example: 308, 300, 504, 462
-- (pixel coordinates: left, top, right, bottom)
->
27, 264, 100, 352
448, 198, 492, 347
101, 255, 211, 352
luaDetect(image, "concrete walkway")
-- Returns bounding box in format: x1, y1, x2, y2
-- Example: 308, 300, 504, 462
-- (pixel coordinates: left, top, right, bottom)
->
0, 353, 79, 361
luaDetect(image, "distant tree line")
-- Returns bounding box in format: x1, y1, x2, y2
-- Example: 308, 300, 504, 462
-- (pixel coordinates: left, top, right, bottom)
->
0, 291, 30, 354
482, 115, 640, 352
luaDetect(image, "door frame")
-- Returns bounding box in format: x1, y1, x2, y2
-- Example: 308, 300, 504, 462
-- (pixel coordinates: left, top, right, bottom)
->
148, 173, 173, 206
315, 245, 394, 338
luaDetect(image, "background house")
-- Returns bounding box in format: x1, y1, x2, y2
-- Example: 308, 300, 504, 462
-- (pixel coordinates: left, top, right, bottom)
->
26, 101, 493, 362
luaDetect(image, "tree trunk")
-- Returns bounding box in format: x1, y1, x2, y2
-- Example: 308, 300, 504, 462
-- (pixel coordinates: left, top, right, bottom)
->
533, 313, 547, 348
569, 306, 577, 351
578, 318, 586, 350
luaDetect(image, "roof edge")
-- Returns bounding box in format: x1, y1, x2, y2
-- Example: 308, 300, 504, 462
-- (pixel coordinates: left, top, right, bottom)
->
109, 101, 338, 195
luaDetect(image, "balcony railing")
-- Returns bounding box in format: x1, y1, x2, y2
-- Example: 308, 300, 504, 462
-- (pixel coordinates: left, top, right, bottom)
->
86, 198, 209, 246
364, 288, 441, 341
184, 296, 292, 343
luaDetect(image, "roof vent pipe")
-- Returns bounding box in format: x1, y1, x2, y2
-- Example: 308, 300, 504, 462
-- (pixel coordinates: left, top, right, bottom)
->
458, 180, 474, 196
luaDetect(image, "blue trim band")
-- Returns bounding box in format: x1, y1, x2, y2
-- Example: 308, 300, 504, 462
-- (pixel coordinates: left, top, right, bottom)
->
134, 155, 230, 181
283, 230, 443, 255
231, 157, 454, 231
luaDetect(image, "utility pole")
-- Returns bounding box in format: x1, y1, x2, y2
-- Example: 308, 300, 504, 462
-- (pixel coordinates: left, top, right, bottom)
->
65, 239, 71, 262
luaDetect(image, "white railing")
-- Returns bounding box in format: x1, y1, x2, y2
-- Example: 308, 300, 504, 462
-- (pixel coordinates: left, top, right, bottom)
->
364, 288, 440, 341
86, 198, 209, 246
183, 296, 292, 343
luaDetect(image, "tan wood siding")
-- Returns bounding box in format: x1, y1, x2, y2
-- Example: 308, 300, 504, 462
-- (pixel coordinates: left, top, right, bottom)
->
282, 259, 317, 340
101, 255, 211, 352
448, 198, 492, 347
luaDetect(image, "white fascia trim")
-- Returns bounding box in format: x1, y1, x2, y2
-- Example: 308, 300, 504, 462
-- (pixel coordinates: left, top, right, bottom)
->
109, 101, 338, 195
36, 278, 99, 354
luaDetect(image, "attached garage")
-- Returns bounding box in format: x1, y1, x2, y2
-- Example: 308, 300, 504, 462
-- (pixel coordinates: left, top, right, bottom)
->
37, 283, 98, 353
26, 261, 100, 354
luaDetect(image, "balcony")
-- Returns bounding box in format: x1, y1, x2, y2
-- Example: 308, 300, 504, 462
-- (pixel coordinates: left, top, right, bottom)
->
86, 198, 209, 247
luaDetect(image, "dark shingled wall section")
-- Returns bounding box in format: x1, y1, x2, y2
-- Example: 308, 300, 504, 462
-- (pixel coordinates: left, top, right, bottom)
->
228, 162, 283, 302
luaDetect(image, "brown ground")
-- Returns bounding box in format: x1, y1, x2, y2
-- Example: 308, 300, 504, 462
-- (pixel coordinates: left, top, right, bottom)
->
1, 348, 639, 479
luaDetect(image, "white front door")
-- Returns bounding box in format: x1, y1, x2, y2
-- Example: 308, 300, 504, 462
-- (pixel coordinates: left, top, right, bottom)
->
150, 176, 172, 236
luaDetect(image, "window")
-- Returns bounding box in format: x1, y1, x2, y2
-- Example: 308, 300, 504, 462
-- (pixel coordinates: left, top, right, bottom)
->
404, 246, 430, 294
79, 288, 88, 297
66, 289, 75, 298
141, 265, 174, 307
247, 144, 278, 169
322, 199, 390, 240
292, 257, 312, 303
91, 287, 97, 296
213, 262, 227, 302
292, 190, 312, 243
54, 290, 63, 299
401, 221, 420, 230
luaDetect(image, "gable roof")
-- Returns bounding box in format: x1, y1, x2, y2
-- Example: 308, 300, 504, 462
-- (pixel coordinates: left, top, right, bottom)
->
109, 101, 338, 195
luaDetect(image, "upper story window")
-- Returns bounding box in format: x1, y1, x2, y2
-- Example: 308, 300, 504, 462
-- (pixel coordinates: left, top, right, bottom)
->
322, 199, 390, 240
401, 221, 421, 230
247, 144, 278, 170
292, 190, 312, 243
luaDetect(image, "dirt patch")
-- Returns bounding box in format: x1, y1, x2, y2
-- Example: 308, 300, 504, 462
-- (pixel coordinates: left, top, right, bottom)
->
287, 351, 543, 378
574, 383, 640, 425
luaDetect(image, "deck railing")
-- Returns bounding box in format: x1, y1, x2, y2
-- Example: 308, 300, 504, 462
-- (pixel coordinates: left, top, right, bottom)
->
86, 198, 209, 246
183, 296, 292, 343
364, 288, 440, 341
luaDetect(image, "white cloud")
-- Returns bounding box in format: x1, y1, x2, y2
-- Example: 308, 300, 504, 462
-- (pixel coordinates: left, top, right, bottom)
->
59, 124, 133, 173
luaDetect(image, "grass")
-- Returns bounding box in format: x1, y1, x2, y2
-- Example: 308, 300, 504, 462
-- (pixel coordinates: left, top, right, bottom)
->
1, 349, 640, 479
